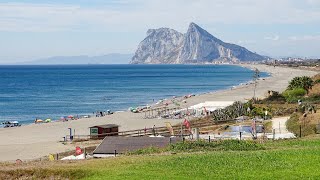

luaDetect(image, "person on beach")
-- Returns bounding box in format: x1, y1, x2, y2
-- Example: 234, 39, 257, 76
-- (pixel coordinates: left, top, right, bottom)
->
152, 125, 156, 136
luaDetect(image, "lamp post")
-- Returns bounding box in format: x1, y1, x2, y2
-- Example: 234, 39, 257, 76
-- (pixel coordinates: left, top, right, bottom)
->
253, 68, 260, 102
68, 128, 72, 141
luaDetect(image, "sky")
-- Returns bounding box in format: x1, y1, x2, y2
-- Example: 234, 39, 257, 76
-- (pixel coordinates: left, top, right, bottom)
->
0, 0, 319, 63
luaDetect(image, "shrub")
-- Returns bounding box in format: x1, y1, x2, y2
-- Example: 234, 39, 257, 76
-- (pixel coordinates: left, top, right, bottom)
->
303, 94, 320, 104
211, 101, 246, 122
261, 91, 286, 104
169, 140, 265, 152
314, 79, 320, 84
286, 112, 317, 137
127, 146, 166, 155
127, 140, 266, 155
282, 88, 307, 103
286, 113, 301, 137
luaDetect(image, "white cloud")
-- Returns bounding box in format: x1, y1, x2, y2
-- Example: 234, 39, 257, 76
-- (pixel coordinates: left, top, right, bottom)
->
306, 0, 320, 5
0, 3, 122, 32
289, 35, 320, 41
237, 40, 256, 45
0, 1, 320, 32
264, 35, 280, 41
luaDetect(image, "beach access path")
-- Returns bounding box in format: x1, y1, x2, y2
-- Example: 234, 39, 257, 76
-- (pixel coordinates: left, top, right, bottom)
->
0, 64, 317, 162
270, 116, 296, 139
272, 116, 290, 134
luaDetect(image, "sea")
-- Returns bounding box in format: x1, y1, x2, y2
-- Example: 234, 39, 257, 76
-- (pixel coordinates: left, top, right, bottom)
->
0, 64, 268, 125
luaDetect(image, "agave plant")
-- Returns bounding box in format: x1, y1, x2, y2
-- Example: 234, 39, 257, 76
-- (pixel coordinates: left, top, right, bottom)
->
211, 101, 246, 122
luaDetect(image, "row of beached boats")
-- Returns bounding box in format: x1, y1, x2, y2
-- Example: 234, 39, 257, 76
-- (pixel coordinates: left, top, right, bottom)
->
0, 115, 92, 128
1, 121, 21, 128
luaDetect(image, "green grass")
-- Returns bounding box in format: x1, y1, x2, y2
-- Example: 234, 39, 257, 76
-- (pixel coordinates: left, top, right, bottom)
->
2, 139, 320, 179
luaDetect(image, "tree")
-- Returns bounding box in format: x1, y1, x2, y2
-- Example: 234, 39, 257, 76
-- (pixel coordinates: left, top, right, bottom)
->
288, 76, 313, 93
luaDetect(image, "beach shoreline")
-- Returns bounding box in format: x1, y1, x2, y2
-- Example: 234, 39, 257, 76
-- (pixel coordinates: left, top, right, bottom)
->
0, 63, 318, 162
7, 63, 266, 126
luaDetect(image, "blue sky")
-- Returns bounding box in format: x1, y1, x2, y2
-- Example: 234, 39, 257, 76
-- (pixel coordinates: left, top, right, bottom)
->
0, 0, 319, 63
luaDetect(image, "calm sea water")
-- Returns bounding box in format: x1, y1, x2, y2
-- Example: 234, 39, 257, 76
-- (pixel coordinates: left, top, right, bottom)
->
0, 64, 268, 124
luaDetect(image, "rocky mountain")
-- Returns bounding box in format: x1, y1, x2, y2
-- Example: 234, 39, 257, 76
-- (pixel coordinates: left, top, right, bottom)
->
131, 23, 267, 64
131, 28, 184, 64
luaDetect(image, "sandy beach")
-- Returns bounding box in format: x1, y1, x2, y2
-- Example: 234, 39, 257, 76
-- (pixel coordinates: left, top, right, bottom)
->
0, 64, 317, 162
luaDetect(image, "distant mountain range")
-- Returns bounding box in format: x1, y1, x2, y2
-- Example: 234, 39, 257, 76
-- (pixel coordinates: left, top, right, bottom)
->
131, 22, 268, 64
20, 53, 132, 65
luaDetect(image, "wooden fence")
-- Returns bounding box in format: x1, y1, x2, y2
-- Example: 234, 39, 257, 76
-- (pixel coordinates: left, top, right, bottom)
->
65, 118, 236, 141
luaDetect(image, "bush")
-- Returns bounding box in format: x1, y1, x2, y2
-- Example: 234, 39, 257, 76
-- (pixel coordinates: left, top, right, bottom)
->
127, 146, 166, 155
169, 140, 265, 152
248, 106, 273, 119
283, 88, 307, 103
258, 91, 286, 104
303, 94, 320, 104
314, 79, 320, 84
286, 112, 317, 137
286, 113, 301, 137
127, 140, 266, 155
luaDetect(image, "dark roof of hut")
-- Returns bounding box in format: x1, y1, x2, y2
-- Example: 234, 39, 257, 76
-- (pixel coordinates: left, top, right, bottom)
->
93, 136, 181, 154
89, 124, 119, 129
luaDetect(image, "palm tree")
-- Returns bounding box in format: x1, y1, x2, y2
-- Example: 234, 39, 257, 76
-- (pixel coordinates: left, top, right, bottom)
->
288, 76, 313, 93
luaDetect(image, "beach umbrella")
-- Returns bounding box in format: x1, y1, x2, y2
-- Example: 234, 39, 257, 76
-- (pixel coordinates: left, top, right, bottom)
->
45, 118, 51, 123
68, 115, 73, 118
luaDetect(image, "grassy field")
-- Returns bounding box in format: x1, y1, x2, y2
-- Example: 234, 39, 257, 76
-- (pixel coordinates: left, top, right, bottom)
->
2, 139, 320, 179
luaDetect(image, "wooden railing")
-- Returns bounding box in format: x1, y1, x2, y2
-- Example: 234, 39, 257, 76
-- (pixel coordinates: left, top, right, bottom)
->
65, 118, 236, 141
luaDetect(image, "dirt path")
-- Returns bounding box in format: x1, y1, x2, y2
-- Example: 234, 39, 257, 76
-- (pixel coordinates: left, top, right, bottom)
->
270, 116, 295, 139
272, 116, 290, 134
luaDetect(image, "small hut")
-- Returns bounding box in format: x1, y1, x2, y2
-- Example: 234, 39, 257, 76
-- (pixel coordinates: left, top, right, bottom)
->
89, 124, 119, 139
